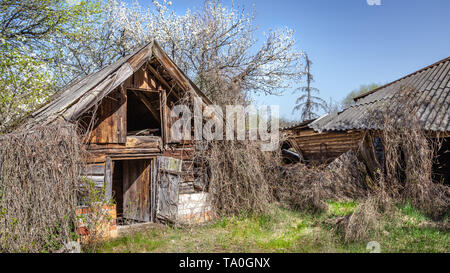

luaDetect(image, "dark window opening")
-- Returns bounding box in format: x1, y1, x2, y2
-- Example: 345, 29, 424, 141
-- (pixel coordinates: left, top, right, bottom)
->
373, 137, 385, 168
127, 91, 161, 136
433, 137, 450, 185
281, 141, 301, 164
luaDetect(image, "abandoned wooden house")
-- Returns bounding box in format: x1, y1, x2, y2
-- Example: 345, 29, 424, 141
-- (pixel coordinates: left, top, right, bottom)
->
24, 40, 213, 226
283, 56, 450, 183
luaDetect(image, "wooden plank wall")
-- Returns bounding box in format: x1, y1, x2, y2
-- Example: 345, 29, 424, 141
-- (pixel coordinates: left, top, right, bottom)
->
285, 128, 364, 162
86, 136, 162, 164
89, 88, 127, 144
163, 142, 196, 194
81, 163, 105, 187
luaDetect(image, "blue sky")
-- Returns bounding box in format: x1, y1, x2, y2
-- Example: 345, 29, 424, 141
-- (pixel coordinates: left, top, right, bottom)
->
136, 0, 450, 120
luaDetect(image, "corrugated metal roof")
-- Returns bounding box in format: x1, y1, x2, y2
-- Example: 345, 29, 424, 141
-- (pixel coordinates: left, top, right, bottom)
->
310, 56, 450, 132
281, 118, 317, 130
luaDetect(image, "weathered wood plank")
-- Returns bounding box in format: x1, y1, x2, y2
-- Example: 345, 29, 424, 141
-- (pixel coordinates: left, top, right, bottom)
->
128, 42, 153, 71
158, 156, 183, 173
147, 64, 174, 94
118, 87, 127, 143
122, 159, 152, 222
133, 68, 149, 89
82, 175, 105, 187
82, 163, 105, 176
65, 62, 133, 122
127, 87, 160, 93
160, 89, 169, 145
283, 127, 364, 162
89, 147, 161, 155
105, 157, 113, 200
88, 88, 127, 144
87, 136, 161, 150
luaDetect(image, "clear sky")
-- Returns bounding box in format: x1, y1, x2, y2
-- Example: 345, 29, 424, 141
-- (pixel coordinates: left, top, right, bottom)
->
137, 0, 450, 120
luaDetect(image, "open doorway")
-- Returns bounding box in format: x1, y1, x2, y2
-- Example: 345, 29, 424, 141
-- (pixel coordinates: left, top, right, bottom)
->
112, 158, 155, 224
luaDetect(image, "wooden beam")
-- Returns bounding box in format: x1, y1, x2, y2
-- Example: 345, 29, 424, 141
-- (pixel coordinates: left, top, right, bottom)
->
87, 136, 161, 150
131, 90, 161, 123
160, 89, 169, 145
127, 87, 160, 93
147, 64, 180, 100
128, 42, 153, 71
147, 64, 172, 91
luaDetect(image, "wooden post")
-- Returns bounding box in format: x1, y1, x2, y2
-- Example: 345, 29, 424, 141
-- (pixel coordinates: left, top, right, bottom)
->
104, 157, 113, 201
358, 133, 381, 178
160, 89, 169, 145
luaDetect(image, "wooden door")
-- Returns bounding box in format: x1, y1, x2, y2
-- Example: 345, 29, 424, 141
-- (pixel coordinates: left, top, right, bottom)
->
156, 156, 182, 223
122, 159, 152, 222
89, 88, 127, 144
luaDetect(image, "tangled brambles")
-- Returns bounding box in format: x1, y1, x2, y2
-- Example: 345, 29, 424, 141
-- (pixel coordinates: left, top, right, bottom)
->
342, 195, 394, 242
274, 164, 328, 213
0, 124, 83, 252
376, 87, 449, 219
273, 150, 370, 214
0, 123, 113, 252
196, 141, 273, 216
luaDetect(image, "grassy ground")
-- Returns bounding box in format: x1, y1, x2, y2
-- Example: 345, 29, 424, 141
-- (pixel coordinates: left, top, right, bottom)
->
98, 202, 449, 253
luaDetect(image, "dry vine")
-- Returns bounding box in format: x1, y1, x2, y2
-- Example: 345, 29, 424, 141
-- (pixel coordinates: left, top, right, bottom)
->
375, 86, 449, 219
195, 140, 274, 216
0, 123, 84, 252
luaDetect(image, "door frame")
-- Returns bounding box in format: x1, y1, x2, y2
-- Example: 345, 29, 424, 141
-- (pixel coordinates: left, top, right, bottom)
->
106, 155, 158, 223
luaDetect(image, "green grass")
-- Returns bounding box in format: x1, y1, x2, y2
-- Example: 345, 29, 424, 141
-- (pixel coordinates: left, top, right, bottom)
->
98, 203, 449, 253
327, 200, 357, 217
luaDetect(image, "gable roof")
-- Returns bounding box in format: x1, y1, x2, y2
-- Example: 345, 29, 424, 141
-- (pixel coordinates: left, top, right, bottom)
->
25, 40, 211, 128
309, 56, 450, 132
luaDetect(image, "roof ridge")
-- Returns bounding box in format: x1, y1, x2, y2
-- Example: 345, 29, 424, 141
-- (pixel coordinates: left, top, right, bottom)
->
353, 55, 450, 101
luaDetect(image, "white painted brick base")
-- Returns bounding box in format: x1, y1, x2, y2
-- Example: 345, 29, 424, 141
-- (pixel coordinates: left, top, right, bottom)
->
177, 192, 212, 224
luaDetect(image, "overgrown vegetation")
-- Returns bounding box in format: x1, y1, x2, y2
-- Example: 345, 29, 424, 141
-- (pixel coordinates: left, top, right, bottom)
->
376, 87, 449, 219
0, 0, 448, 253
0, 124, 113, 252
193, 86, 449, 249
271, 150, 369, 214
77, 177, 115, 252
194, 141, 275, 216
98, 204, 449, 253
0, 124, 82, 252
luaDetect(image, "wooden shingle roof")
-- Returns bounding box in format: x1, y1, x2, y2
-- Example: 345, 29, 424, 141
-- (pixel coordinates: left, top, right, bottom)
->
25, 40, 211, 128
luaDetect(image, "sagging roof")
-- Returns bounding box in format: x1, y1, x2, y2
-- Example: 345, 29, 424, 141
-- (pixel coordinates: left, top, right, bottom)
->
280, 118, 317, 130
25, 40, 211, 128
309, 56, 450, 132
